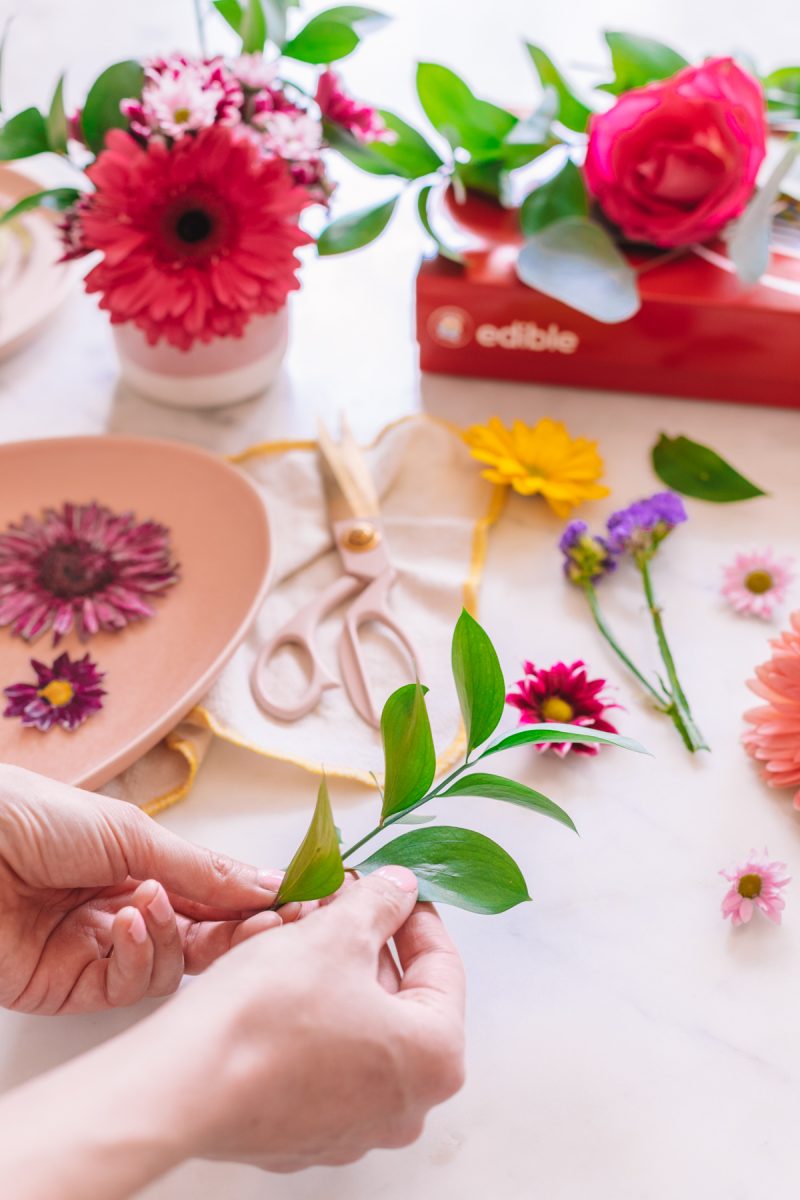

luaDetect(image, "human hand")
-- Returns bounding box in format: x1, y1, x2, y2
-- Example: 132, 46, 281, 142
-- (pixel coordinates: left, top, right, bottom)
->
0, 765, 289, 1014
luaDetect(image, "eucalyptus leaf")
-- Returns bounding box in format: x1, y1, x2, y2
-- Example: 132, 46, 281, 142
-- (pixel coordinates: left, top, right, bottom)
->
416, 62, 516, 155
652, 434, 766, 502
380, 682, 436, 820
81, 60, 145, 155
516, 216, 641, 323
213, 0, 243, 34
356, 826, 531, 914
45, 74, 68, 153
440, 772, 576, 833
317, 194, 398, 254
0, 187, 82, 225
482, 723, 649, 757
276, 775, 344, 904
726, 141, 800, 285
417, 184, 464, 264
525, 44, 592, 133
240, 0, 268, 53
505, 87, 558, 146
0, 107, 49, 160
451, 610, 505, 757
600, 32, 688, 95
520, 159, 588, 235
283, 15, 360, 63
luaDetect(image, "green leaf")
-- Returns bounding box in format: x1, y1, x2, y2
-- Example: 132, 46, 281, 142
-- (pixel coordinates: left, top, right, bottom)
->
440, 772, 576, 833
416, 62, 516, 155
46, 74, 68, 154
505, 87, 558, 147
356, 826, 530, 914
451, 610, 505, 757
380, 681, 436, 820
482, 723, 649, 757
317, 194, 398, 254
0, 107, 49, 160
394, 811, 437, 825
240, 0, 267, 52
213, 0, 243, 33
315, 5, 390, 34
276, 775, 344, 904
726, 141, 800, 285
417, 184, 464, 264
764, 66, 800, 116
517, 216, 640, 323
326, 110, 443, 180
81, 60, 145, 155
520, 159, 588, 235
323, 121, 398, 175
0, 187, 82, 225
283, 16, 360, 63
599, 32, 688, 95
651, 434, 767, 503
525, 44, 592, 133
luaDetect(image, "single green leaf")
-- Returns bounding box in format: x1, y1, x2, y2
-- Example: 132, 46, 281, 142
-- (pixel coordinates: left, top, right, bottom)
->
651, 434, 767, 503
317, 194, 398, 254
81, 60, 145, 155
323, 121, 398, 175
525, 44, 592, 133
454, 157, 505, 199
0, 107, 49, 160
440, 772, 576, 833
726, 141, 800, 285
283, 17, 360, 63
213, 0, 243, 33
263, 0, 296, 45
0, 187, 82, 225
505, 87, 558, 147
451, 610, 505, 757
417, 184, 464, 264
240, 0, 267, 52
276, 775, 345, 904
380, 681, 436, 820
393, 811, 437, 825
46, 74, 68, 153
326, 110, 443, 180
520, 159, 588, 235
516, 216, 640, 323
599, 32, 688, 95
356, 826, 530, 914
315, 5, 390, 33
416, 62, 516, 155
482, 723, 649, 757
764, 66, 800, 116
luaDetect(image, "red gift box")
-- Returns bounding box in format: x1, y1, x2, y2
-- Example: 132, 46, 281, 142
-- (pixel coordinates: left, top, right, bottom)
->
415, 192, 800, 409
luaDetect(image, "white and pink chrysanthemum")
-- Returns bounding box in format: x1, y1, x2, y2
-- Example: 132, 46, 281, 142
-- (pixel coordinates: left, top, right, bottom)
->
0, 501, 180, 643
254, 109, 323, 161
722, 549, 794, 620
122, 55, 243, 140
720, 850, 790, 926
743, 610, 800, 806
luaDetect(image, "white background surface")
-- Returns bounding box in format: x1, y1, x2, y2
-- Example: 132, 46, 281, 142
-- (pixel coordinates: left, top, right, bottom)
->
2, 2, 800, 1197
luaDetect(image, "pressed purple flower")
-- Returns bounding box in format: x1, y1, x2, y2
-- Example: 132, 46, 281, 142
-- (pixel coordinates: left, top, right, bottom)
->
560, 520, 617, 585
0, 501, 180, 644
606, 491, 687, 556
3, 652, 105, 732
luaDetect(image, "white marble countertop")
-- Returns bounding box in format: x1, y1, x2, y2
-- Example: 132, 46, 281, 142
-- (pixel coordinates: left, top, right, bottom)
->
2, 2, 800, 1196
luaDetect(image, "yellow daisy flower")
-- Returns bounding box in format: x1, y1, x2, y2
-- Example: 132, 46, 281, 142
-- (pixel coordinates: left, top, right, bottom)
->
462, 416, 610, 518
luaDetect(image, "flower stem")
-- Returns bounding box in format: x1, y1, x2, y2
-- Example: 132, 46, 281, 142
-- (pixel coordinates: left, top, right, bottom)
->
637, 556, 709, 752
581, 582, 670, 709
193, 0, 208, 56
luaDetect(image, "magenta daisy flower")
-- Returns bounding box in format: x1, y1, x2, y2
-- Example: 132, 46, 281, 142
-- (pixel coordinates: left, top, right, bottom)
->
0, 501, 179, 643
506, 660, 620, 757
720, 851, 790, 926
722, 549, 794, 620
3, 652, 105, 732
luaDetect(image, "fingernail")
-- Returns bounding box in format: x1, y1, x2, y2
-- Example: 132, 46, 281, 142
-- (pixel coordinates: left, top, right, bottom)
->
147, 884, 172, 925
129, 910, 148, 944
258, 870, 284, 893
375, 865, 418, 893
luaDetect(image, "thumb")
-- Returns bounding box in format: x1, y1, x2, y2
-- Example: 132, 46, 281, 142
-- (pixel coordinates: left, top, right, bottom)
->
319, 866, 419, 952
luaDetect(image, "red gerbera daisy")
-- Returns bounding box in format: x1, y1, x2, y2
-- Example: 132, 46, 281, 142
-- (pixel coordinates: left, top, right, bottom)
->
80, 125, 314, 349
0, 502, 179, 643
506, 660, 620, 756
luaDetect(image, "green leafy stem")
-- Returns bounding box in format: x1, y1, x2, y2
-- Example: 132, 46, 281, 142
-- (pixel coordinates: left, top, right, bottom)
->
274, 610, 649, 916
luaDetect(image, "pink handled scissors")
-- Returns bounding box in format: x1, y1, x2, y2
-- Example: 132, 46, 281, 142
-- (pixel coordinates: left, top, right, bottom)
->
251, 419, 421, 728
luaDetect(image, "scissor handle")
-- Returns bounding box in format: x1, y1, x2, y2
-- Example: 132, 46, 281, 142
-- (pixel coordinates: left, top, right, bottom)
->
339, 568, 423, 728
251, 574, 361, 722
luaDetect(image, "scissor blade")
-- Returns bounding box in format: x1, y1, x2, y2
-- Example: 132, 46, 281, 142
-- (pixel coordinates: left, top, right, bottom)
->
317, 418, 380, 521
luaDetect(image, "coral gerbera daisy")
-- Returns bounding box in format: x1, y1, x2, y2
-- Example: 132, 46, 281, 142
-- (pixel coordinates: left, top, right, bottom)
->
461, 417, 609, 518
0, 501, 179, 643
722, 549, 794, 620
742, 611, 800, 806
720, 851, 790, 926
79, 125, 313, 349
3, 652, 105, 732
506, 660, 620, 756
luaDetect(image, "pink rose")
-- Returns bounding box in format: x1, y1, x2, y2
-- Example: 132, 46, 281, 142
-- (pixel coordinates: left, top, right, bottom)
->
584, 57, 767, 247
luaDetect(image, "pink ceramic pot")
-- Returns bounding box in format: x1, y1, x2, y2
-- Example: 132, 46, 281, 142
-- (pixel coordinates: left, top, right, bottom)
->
113, 307, 289, 409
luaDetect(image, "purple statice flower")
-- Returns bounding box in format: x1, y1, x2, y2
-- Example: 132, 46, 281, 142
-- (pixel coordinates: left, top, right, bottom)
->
559, 520, 617, 585
3, 652, 105, 732
606, 491, 688, 556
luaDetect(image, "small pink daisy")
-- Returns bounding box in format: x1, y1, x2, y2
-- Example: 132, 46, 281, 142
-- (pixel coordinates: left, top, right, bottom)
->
721, 549, 794, 620
720, 850, 790, 926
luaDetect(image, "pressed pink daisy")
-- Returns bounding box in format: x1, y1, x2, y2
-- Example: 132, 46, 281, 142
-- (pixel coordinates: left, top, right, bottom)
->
3, 652, 105, 732
722, 549, 794, 620
0, 502, 179, 644
743, 610, 800, 806
506, 660, 620, 756
720, 850, 790, 926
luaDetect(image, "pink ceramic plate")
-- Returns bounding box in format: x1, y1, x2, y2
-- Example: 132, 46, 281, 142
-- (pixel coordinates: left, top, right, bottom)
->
0, 436, 272, 790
